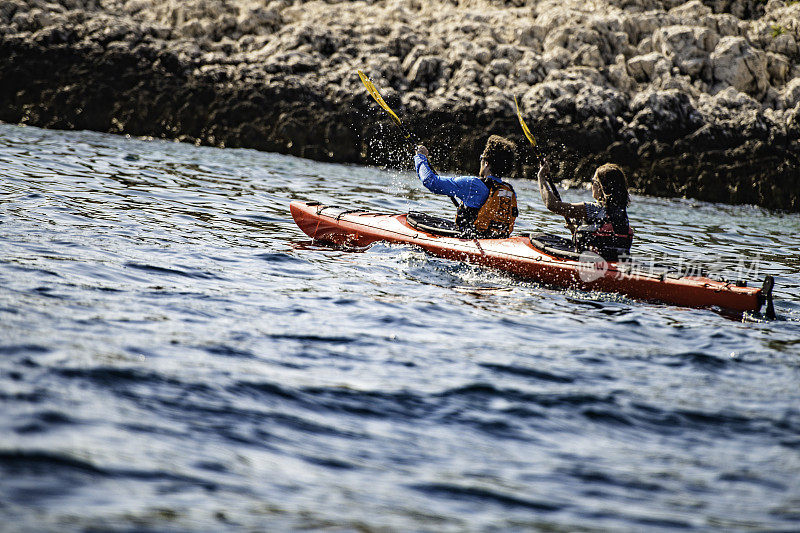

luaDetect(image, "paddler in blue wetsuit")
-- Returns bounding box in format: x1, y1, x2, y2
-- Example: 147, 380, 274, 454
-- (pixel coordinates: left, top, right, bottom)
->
414, 135, 519, 238
537, 160, 634, 260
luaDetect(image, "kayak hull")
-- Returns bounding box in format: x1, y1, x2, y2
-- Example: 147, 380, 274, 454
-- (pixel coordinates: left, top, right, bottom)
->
290, 201, 766, 315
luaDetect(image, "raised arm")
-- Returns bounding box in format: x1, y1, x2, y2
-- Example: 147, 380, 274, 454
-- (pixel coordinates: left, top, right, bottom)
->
413, 146, 444, 192
537, 162, 586, 220
414, 145, 465, 209
414, 146, 458, 197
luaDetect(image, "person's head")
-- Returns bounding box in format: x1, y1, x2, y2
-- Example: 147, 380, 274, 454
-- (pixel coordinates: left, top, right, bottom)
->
480, 135, 517, 178
592, 163, 629, 208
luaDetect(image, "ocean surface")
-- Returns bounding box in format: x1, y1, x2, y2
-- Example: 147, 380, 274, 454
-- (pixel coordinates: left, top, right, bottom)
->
1, 123, 799, 532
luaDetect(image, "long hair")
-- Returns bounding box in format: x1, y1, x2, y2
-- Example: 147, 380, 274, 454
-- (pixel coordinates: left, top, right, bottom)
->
595, 163, 629, 208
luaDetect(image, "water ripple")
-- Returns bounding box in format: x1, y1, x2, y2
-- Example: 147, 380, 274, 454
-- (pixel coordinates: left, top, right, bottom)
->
2, 124, 800, 531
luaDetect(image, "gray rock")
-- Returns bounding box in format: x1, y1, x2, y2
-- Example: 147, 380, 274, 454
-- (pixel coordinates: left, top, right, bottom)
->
669, 0, 712, 19
407, 55, 442, 86
767, 52, 791, 86
768, 33, 799, 57
783, 78, 800, 108
652, 25, 717, 79
711, 36, 769, 98
627, 52, 670, 82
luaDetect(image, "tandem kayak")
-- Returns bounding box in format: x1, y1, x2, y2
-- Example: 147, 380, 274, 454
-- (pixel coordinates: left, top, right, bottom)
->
289, 200, 775, 318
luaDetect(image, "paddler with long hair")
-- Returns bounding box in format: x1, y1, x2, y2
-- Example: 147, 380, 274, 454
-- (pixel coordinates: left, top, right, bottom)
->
414, 135, 519, 238
538, 161, 634, 260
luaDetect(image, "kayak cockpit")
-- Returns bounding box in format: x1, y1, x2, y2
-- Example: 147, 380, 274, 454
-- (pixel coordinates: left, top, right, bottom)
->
406, 212, 464, 237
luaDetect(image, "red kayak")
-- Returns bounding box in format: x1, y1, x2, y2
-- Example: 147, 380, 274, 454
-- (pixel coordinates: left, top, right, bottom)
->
290, 200, 775, 317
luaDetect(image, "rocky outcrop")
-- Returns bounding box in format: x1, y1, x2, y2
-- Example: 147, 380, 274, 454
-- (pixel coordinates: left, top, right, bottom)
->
1, 0, 798, 211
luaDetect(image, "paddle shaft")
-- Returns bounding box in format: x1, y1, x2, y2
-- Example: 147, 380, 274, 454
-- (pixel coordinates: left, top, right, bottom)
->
358, 70, 459, 209
513, 95, 574, 226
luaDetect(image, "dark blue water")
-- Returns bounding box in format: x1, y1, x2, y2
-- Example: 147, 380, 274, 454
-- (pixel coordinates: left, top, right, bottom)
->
1, 123, 799, 531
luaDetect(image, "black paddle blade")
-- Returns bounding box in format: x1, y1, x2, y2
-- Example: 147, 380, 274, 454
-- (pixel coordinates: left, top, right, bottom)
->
760, 275, 776, 320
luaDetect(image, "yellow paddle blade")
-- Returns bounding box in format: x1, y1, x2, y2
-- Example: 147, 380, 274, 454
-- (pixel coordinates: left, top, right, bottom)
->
358, 70, 405, 132
513, 95, 536, 148
515, 94, 558, 199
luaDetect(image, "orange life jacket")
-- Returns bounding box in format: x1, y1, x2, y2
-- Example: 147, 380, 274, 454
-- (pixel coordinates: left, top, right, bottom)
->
457, 179, 518, 238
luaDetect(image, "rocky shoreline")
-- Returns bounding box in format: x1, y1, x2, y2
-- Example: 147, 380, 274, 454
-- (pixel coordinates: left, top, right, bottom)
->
1, 0, 798, 210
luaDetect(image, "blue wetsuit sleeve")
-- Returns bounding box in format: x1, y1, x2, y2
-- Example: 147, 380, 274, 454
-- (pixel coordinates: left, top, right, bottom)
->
414, 154, 444, 193
413, 154, 488, 208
